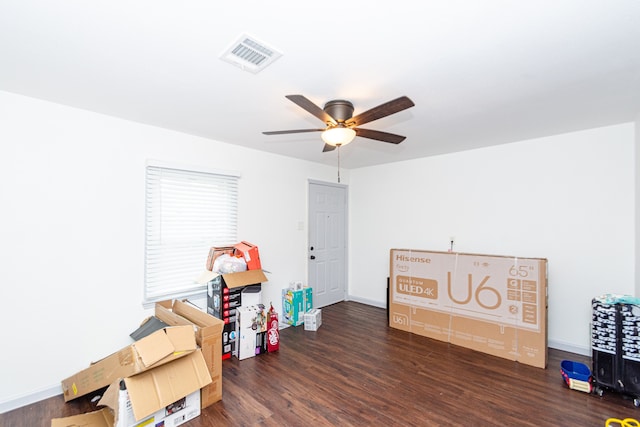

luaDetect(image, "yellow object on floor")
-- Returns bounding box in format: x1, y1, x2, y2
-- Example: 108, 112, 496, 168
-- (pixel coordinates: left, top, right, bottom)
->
606, 418, 640, 427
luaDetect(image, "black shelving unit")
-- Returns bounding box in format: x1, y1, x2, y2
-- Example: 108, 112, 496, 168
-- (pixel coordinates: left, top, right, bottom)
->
592, 296, 640, 406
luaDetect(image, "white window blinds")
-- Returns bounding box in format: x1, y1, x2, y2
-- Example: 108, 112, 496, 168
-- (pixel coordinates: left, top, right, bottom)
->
144, 164, 239, 303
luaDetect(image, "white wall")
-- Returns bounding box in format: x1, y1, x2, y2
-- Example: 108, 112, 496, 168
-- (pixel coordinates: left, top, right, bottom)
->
636, 115, 640, 297
349, 123, 635, 354
0, 91, 344, 411
1, 89, 637, 412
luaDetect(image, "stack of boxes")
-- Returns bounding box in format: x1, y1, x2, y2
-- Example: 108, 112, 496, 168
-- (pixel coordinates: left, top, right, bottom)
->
53, 241, 267, 425
202, 270, 267, 359
198, 241, 274, 360
54, 299, 225, 427
282, 284, 319, 330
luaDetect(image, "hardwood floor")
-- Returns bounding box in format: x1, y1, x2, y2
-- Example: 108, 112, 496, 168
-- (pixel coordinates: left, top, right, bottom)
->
3, 301, 640, 426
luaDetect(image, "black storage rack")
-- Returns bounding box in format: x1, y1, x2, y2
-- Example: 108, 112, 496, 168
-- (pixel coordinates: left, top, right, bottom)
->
592, 296, 640, 406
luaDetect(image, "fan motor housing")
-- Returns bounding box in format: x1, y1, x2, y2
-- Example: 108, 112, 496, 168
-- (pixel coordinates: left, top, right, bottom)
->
324, 100, 354, 122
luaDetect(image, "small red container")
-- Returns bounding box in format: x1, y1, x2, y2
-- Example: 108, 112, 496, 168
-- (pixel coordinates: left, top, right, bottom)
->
267, 304, 279, 352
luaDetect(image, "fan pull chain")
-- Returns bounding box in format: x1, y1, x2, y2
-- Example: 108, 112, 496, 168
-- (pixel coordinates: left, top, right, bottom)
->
337, 145, 341, 183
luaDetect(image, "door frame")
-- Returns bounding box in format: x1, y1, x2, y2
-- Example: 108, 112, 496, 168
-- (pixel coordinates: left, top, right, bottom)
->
307, 179, 348, 307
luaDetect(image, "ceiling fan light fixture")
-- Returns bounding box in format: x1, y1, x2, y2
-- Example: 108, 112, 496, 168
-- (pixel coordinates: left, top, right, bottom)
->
321, 127, 356, 146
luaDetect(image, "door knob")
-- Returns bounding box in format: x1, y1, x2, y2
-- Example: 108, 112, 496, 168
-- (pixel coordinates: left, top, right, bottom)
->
310, 255, 316, 260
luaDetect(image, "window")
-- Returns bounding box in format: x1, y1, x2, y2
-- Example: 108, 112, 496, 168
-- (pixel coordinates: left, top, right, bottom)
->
144, 162, 239, 304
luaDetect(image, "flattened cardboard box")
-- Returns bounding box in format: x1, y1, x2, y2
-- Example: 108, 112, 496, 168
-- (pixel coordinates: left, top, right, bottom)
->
51, 408, 114, 427
61, 325, 196, 401
389, 249, 548, 368
155, 299, 224, 408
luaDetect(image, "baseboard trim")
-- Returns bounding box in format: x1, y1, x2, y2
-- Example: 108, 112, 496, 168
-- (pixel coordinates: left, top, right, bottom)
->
347, 297, 592, 357
346, 295, 386, 309
547, 339, 590, 356
0, 384, 62, 414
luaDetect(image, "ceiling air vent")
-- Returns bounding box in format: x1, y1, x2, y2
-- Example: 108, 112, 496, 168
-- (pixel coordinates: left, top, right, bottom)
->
220, 33, 282, 74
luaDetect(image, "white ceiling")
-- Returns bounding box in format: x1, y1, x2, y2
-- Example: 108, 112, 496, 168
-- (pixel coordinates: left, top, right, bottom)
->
1, 1, 639, 169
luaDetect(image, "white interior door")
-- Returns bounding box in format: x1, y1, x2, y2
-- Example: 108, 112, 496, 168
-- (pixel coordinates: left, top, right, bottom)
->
308, 180, 347, 308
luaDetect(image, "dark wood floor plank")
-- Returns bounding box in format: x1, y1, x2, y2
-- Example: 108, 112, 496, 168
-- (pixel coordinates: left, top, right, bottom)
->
2, 301, 640, 426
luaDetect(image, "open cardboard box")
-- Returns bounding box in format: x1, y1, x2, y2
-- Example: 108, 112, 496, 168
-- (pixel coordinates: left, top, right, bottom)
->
389, 249, 548, 368
154, 299, 224, 408
196, 268, 268, 289
52, 349, 211, 427
61, 325, 197, 402
197, 269, 268, 359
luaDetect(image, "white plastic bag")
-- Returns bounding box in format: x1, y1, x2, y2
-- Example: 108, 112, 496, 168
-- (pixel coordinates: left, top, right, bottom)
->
213, 253, 247, 274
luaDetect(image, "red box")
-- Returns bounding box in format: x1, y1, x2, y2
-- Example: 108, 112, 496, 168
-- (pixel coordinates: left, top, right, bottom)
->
234, 241, 261, 270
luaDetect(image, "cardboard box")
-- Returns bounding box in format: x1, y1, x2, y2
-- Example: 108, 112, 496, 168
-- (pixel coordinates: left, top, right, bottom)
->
235, 305, 268, 360
61, 325, 197, 402
255, 305, 268, 355
389, 249, 548, 368
53, 350, 210, 427
198, 269, 268, 319
282, 288, 302, 326
101, 349, 211, 423
56, 387, 201, 427
304, 308, 322, 331
233, 241, 261, 270
303, 287, 313, 312
236, 305, 258, 360
197, 269, 268, 359
223, 322, 238, 359
282, 288, 312, 326
52, 409, 114, 427
105, 380, 201, 427
154, 299, 224, 408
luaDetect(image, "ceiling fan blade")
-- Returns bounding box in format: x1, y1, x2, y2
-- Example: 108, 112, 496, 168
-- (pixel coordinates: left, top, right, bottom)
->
348, 96, 415, 127
286, 95, 337, 125
355, 128, 406, 144
262, 128, 324, 135
322, 144, 336, 152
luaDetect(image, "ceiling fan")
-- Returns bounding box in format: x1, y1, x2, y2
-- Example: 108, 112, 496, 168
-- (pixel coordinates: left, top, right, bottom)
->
262, 95, 415, 152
